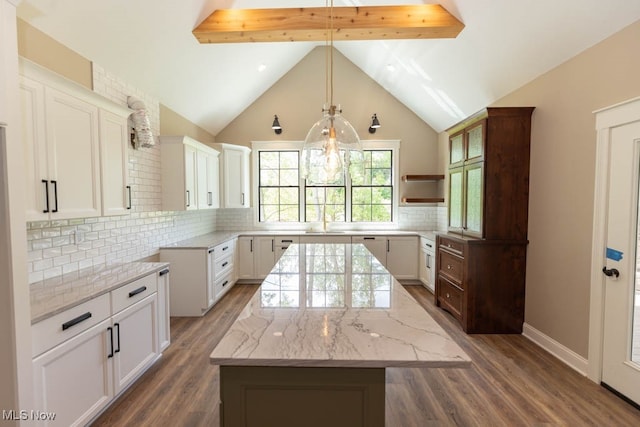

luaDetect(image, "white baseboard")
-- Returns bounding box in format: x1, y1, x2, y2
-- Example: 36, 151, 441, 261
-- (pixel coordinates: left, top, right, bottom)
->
522, 323, 589, 376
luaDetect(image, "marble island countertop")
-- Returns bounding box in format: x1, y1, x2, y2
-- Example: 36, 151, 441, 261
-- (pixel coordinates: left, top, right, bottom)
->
162, 229, 438, 250
30, 261, 169, 324
210, 243, 470, 369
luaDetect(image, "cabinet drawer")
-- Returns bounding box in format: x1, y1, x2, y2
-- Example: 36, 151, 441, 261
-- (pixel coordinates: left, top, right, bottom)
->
438, 250, 464, 286
215, 271, 234, 300
420, 237, 435, 252
439, 236, 464, 255
275, 236, 299, 246
32, 293, 111, 357
111, 273, 157, 314
214, 253, 234, 280
214, 239, 235, 260
437, 277, 463, 321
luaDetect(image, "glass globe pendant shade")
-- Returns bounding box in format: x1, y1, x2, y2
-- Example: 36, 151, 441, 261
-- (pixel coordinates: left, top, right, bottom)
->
302, 105, 363, 185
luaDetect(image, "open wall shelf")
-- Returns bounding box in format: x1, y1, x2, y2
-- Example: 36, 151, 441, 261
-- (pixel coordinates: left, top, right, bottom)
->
401, 174, 445, 204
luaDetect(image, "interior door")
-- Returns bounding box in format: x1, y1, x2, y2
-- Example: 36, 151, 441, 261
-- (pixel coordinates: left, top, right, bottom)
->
602, 120, 640, 405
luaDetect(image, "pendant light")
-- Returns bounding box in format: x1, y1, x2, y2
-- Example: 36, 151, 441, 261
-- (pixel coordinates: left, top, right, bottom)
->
302, 0, 363, 185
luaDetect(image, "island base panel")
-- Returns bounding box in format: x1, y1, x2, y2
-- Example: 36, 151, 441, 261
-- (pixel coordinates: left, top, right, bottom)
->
220, 366, 385, 427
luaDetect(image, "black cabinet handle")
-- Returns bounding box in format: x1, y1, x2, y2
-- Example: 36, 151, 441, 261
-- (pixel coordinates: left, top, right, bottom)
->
159, 268, 169, 276
114, 323, 120, 353
241, 193, 245, 205
128, 286, 147, 298
282, 239, 293, 243
42, 180, 49, 213
126, 185, 132, 209
222, 261, 228, 267
222, 246, 229, 251
271, 240, 274, 252
250, 239, 253, 252
62, 311, 92, 331
425, 243, 433, 248
222, 280, 229, 287
208, 191, 212, 206
208, 248, 215, 254
387, 240, 390, 252
363, 237, 375, 240
186, 190, 190, 207
51, 180, 58, 213
107, 326, 114, 358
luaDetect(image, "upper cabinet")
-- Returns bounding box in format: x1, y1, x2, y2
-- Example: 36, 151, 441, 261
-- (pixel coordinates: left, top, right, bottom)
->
160, 136, 220, 211
446, 108, 534, 240
213, 143, 251, 208
20, 59, 132, 221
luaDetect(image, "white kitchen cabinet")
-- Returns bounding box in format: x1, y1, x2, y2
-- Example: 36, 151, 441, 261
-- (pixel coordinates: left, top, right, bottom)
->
111, 293, 158, 394
418, 237, 435, 293
157, 267, 171, 352
236, 236, 255, 280
99, 107, 131, 215
197, 147, 220, 209
160, 238, 237, 316
20, 59, 131, 221
32, 318, 114, 427
386, 236, 419, 280
214, 143, 251, 208
31, 269, 166, 427
21, 75, 102, 221
160, 136, 219, 211
253, 236, 299, 280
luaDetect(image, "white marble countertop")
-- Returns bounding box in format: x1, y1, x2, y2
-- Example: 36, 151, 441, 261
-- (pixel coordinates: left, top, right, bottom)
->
30, 262, 169, 324
162, 230, 437, 250
210, 243, 470, 369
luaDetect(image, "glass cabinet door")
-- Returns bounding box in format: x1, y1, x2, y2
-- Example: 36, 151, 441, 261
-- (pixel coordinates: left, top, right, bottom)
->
464, 162, 484, 236
449, 132, 464, 165
448, 167, 464, 231
466, 120, 485, 162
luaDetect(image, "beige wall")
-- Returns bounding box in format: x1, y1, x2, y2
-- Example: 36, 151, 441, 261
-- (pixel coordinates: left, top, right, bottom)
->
216, 46, 442, 200
160, 104, 215, 144
489, 20, 640, 357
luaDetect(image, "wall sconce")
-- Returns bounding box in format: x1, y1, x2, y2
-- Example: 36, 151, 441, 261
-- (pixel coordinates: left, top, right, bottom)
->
368, 113, 381, 134
272, 115, 282, 134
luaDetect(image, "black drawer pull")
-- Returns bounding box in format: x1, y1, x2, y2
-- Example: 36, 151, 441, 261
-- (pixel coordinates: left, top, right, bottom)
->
425, 243, 433, 248
107, 327, 114, 358
208, 248, 215, 254
159, 268, 170, 276
42, 180, 49, 213
281, 239, 293, 243
128, 286, 147, 298
126, 185, 132, 209
222, 280, 229, 287
51, 180, 58, 213
222, 246, 229, 251
62, 312, 92, 331
114, 323, 121, 353
363, 237, 375, 240
222, 261, 228, 267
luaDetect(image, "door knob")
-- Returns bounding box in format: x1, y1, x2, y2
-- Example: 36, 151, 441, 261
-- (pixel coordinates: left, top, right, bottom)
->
602, 266, 620, 278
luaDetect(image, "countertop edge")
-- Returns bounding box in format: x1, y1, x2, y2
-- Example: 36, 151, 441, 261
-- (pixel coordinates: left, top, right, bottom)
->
209, 358, 471, 369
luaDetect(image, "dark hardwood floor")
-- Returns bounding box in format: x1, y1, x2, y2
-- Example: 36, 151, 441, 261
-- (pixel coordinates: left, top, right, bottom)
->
92, 284, 640, 426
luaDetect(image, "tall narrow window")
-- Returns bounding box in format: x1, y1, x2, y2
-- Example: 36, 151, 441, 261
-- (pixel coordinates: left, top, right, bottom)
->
351, 150, 393, 222
258, 151, 299, 222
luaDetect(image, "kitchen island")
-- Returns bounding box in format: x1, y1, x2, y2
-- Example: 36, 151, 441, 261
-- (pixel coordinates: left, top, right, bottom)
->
210, 243, 470, 427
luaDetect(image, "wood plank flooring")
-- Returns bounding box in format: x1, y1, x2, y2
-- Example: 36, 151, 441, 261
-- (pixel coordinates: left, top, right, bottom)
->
92, 284, 640, 426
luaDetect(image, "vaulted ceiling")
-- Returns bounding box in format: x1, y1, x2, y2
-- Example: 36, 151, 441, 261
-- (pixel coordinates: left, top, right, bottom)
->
16, 0, 640, 134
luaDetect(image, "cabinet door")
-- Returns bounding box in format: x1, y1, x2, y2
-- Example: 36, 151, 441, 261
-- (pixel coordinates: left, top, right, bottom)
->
99, 109, 130, 216
448, 167, 464, 232
419, 248, 435, 293
465, 120, 485, 162
112, 294, 159, 395
386, 236, 418, 279
207, 248, 216, 308
254, 237, 276, 279
206, 151, 220, 209
184, 144, 198, 210
196, 149, 209, 209
463, 162, 484, 237
449, 131, 465, 165
223, 148, 249, 208
157, 268, 171, 352
45, 86, 102, 219
352, 236, 387, 266
32, 319, 113, 427
236, 237, 255, 280
20, 77, 50, 221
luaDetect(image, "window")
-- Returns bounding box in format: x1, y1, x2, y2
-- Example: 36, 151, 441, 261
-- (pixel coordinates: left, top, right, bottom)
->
254, 141, 398, 226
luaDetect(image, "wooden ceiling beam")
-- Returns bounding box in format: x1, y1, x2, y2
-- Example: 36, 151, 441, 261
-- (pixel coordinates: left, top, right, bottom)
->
193, 5, 464, 43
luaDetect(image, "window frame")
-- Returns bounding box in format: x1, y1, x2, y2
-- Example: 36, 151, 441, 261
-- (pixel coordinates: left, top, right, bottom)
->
251, 140, 400, 231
